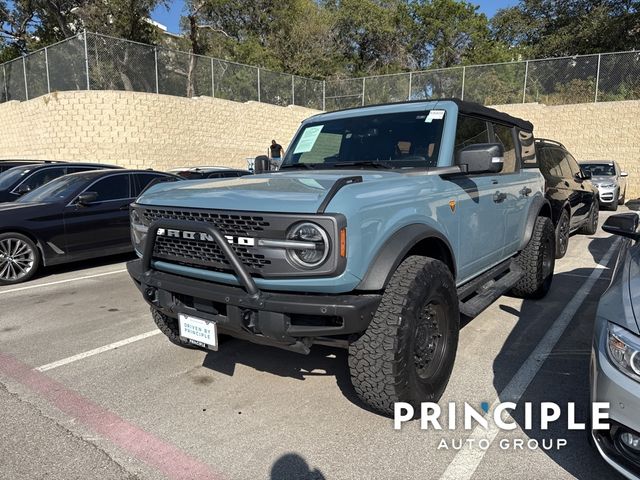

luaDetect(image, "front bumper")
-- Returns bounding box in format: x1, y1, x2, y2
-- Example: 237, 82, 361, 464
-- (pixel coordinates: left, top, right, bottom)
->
597, 186, 619, 205
591, 327, 640, 479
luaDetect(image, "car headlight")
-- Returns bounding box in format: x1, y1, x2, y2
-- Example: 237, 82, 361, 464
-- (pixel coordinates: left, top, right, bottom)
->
130, 208, 149, 256
285, 222, 329, 269
607, 323, 640, 382
599, 183, 616, 188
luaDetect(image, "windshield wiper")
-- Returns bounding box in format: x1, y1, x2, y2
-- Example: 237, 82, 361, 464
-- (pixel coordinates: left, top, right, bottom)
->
328, 160, 394, 169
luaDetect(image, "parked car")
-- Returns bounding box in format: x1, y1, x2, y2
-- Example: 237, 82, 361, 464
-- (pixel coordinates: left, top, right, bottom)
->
535, 139, 600, 258
591, 212, 640, 479
580, 160, 629, 210
0, 162, 121, 203
168, 166, 252, 180
0, 160, 65, 174
127, 99, 556, 415
0, 169, 178, 285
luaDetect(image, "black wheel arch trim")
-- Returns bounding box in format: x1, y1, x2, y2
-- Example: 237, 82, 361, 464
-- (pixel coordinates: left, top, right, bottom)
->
356, 224, 456, 291
519, 194, 553, 251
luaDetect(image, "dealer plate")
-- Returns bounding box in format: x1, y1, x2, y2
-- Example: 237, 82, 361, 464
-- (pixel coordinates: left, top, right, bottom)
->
178, 313, 218, 350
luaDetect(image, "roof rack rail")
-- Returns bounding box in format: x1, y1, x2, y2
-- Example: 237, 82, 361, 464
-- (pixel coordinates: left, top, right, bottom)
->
535, 138, 566, 149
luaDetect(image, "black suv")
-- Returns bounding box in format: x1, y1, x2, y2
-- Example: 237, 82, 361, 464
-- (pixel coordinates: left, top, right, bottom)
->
535, 139, 599, 258
0, 162, 121, 202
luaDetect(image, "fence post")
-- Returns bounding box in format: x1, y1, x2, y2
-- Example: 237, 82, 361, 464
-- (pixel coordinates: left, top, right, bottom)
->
407, 72, 412, 101
594, 54, 601, 103
361, 77, 365, 106
461, 66, 466, 100
44, 47, 51, 94
22, 57, 29, 100
2, 65, 7, 101
154, 46, 159, 94
291, 75, 295, 106
211, 57, 216, 98
322, 80, 326, 111
83, 30, 90, 90
522, 60, 529, 103
257, 67, 261, 102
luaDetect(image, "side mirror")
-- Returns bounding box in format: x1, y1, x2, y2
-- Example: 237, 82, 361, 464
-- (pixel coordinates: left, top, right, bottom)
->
580, 170, 592, 180
76, 191, 98, 206
457, 143, 504, 174
16, 184, 32, 195
602, 213, 640, 241
254, 155, 270, 174
621, 171, 628, 177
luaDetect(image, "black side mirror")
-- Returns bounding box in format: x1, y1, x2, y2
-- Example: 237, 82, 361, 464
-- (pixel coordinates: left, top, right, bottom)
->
457, 143, 504, 174
602, 213, 640, 241
580, 170, 592, 180
16, 184, 32, 195
76, 191, 98, 206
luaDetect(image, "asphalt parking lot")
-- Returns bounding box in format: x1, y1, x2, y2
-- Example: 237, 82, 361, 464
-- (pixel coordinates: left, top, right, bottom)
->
0, 208, 633, 480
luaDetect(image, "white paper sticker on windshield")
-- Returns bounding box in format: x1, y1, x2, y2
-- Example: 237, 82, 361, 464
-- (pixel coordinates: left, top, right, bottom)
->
425, 110, 446, 123
293, 125, 324, 154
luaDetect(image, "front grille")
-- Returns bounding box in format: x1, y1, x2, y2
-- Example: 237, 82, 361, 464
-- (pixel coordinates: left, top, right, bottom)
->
143, 208, 270, 237
145, 208, 272, 273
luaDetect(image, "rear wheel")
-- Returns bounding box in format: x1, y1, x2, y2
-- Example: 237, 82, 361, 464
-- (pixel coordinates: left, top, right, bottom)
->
511, 216, 555, 299
0, 233, 40, 286
579, 201, 599, 235
555, 209, 570, 259
348, 256, 459, 416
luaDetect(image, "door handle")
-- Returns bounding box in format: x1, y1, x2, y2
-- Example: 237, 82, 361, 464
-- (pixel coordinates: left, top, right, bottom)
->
493, 191, 507, 203
519, 186, 532, 197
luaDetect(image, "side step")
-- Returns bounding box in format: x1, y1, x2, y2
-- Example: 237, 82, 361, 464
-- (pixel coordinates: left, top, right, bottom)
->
457, 260, 523, 318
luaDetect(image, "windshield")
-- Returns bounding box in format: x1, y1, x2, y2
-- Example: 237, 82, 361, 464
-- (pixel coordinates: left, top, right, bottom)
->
17, 173, 92, 203
581, 163, 615, 176
0, 166, 34, 189
281, 110, 446, 170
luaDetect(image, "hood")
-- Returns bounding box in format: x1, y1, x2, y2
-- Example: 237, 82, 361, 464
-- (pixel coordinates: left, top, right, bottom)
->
591, 176, 617, 186
0, 201, 59, 223
137, 170, 404, 213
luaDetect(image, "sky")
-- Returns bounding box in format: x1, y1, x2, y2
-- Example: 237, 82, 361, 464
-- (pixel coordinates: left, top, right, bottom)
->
151, 0, 520, 35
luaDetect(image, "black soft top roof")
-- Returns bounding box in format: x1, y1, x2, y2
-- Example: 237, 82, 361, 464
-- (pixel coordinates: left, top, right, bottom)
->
450, 98, 533, 132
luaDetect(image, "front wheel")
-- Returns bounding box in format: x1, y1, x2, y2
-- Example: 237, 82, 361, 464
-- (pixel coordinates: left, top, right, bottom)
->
555, 209, 570, 259
348, 256, 459, 416
579, 201, 599, 235
0, 233, 40, 285
511, 216, 555, 299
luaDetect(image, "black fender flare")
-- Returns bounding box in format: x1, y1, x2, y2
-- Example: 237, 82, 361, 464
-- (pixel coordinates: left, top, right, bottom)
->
518, 194, 553, 251
356, 224, 456, 291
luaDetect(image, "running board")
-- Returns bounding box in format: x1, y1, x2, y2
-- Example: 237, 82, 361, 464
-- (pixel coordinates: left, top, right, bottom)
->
457, 260, 523, 318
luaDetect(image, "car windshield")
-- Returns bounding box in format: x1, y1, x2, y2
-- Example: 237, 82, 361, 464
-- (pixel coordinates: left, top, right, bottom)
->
581, 163, 615, 176
280, 110, 446, 170
0, 166, 35, 189
17, 173, 93, 203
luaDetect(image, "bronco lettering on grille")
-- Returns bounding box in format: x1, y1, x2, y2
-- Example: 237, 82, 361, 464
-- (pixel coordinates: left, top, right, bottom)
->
156, 228, 255, 246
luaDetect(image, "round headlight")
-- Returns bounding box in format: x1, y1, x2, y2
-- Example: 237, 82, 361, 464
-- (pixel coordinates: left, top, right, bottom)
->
286, 222, 329, 269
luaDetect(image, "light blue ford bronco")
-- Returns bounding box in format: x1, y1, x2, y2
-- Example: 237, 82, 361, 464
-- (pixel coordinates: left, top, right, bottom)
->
127, 99, 555, 415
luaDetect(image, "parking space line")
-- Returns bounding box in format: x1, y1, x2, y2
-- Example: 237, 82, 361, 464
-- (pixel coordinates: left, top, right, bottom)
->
36, 330, 160, 372
0, 352, 223, 480
439, 238, 620, 480
0, 269, 127, 295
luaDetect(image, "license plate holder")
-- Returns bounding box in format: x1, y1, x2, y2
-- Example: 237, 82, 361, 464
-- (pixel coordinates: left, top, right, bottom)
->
178, 313, 218, 351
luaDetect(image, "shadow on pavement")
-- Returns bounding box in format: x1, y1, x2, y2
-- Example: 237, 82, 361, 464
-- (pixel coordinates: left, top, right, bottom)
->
36, 252, 135, 279
270, 453, 325, 480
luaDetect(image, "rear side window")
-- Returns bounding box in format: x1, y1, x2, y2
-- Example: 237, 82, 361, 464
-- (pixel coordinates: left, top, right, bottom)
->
454, 116, 490, 154
132, 173, 173, 196
491, 123, 517, 174
89, 174, 130, 201
19, 167, 66, 191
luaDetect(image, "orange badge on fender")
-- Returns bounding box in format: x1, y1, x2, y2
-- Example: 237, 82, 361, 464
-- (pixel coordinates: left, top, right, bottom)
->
449, 200, 456, 213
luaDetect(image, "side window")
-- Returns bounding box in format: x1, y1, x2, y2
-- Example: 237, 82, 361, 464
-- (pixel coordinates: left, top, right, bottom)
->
565, 152, 581, 178
19, 167, 66, 191
550, 149, 572, 178
88, 174, 130, 201
132, 173, 173, 196
454, 116, 490, 154
491, 123, 517, 174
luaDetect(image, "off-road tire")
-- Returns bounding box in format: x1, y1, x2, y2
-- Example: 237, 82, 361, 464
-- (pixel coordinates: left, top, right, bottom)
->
151, 308, 198, 349
0, 232, 40, 286
511, 216, 555, 299
348, 256, 459, 416
579, 201, 599, 235
555, 209, 570, 259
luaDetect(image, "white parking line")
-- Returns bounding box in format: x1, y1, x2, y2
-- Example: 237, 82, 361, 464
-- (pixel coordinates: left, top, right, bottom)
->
35, 330, 160, 372
0, 269, 127, 296
439, 238, 620, 480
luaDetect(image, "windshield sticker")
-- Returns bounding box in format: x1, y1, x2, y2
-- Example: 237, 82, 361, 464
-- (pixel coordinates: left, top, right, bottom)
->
294, 125, 324, 154
425, 110, 446, 123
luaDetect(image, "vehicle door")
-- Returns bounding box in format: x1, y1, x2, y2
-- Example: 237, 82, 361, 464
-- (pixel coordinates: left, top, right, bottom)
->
12, 165, 67, 197
63, 173, 133, 258
490, 121, 530, 258
453, 115, 507, 280
565, 152, 591, 223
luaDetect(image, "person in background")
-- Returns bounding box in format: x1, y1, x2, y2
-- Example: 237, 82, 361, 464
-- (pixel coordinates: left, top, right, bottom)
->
269, 140, 284, 170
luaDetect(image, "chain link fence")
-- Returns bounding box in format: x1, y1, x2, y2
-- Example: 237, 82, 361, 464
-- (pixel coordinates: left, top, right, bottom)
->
1, 31, 638, 111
